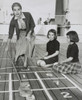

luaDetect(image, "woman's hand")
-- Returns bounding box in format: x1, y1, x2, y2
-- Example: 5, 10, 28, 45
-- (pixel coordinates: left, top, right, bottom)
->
43, 56, 48, 60
53, 62, 58, 66
59, 57, 73, 64
26, 31, 31, 41
26, 35, 30, 41
59, 62, 64, 64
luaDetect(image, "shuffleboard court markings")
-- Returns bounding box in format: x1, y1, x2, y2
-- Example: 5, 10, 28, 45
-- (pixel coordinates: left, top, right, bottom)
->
0, 68, 82, 100
62, 74, 82, 92
67, 74, 82, 86
20, 72, 37, 80
61, 89, 82, 100
0, 67, 13, 70
12, 67, 82, 100
42, 79, 74, 89
48, 89, 81, 100
0, 63, 82, 99
25, 68, 82, 100
0, 42, 82, 100
0, 49, 9, 94
9, 73, 13, 100
35, 72, 53, 100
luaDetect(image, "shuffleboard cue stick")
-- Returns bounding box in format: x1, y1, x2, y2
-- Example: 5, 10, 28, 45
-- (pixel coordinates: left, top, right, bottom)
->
5, 41, 35, 99
7, 48, 21, 83
6, 41, 22, 83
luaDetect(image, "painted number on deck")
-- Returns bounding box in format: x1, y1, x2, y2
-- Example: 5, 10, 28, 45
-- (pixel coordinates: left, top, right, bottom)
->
61, 92, 72, 98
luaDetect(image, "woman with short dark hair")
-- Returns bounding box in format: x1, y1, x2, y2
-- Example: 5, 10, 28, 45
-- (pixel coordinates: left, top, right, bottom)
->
53, 31, 81, 74
37, 29, 60, 68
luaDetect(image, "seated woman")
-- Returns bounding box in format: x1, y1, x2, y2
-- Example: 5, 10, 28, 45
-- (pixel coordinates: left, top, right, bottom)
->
53, 31, 81, 74
37, 29, 60, 68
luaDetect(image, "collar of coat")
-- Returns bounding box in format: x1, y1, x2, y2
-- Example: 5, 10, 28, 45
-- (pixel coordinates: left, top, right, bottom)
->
14, 12, 25, 20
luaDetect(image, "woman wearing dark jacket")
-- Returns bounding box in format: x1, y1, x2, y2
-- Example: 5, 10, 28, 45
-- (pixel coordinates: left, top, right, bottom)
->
6, 2, 35, 68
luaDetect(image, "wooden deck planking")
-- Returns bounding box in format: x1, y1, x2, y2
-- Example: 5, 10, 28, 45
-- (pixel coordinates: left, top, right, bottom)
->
49, 90, 67, 100
13, 92, 25, 100
33, 91, 49, 100
66, 74, 82, 89
0, 93, 9, 100
0, 42, 13, 100
60, 89, 82, 100
0, 40, 82, 100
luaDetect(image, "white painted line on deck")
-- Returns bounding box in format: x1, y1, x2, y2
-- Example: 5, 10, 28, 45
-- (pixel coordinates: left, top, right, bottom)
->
17, 70, 52, 73
0, 90, 19, 93
9, 73, 13, 100
0, 80, 9, 82
0, 71, 52, 75
31, 86, 76, 91
0, 91, 9, 93
0, 73, 9, 75
0, 86, 77, 93
35, 72, 53, 100
47, 86, 76, 90
10, 77, 65, 82
62, 74, 82, 92
41, 77, 65, 80
0, 67, 13, 70
0, 58, 10, 60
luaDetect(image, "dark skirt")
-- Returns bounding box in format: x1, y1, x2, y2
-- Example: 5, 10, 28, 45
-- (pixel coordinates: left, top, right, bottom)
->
53, 62, 81, 74
42, 56, 58, 64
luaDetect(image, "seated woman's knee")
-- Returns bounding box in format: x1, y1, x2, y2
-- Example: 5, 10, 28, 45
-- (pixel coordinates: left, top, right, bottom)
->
37, 60, 42, 66
40, 61, 46, 67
